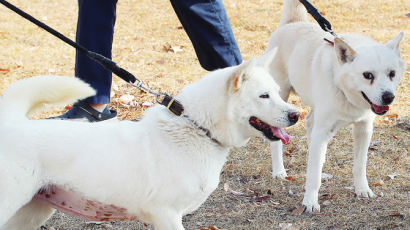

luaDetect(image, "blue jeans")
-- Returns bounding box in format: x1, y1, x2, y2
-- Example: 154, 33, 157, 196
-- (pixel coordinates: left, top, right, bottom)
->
76, 0, 242, 104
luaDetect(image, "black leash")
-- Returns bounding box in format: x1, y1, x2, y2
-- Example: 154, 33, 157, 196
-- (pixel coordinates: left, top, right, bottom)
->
0, 0, 184, 116
299, 0, 339, 37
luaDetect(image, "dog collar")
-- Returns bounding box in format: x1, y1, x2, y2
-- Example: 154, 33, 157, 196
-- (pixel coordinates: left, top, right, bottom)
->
182, 114, 224, 147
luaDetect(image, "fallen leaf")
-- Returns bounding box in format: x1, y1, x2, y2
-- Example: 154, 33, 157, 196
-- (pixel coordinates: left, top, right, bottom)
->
162, 43, 172, 52
176, 26, 183, 30
385, 114, 398, 118
208, 226, 219, 230
119, 94, 134, 105
386, 173, 400, 180
321, 194, 336, 200
292, 205, 306, 216
0, 68, 10, 72
64, 105, 73, 110
170, 45, 183, 53
389, 213, 404, 218
285, 176, 296, 181
373, 179, 384, 186
406, 13, 410, 18
252, 195, 270, 202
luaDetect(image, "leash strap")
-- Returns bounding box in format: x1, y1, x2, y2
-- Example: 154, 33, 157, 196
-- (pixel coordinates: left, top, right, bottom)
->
299, 0, 338, 37
0, 0, 184, 116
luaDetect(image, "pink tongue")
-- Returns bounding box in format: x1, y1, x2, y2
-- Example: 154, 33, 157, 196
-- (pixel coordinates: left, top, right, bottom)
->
271, 127, 290, 145
372, 104, 389, 114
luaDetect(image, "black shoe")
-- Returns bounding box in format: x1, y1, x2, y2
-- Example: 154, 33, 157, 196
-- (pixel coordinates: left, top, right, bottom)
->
49, 101, 117, 122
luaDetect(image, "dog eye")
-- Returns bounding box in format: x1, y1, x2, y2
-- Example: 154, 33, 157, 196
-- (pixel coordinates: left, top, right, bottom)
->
388, 70, 395, 79
363, 72, 374, 80
259, 93, 270, 99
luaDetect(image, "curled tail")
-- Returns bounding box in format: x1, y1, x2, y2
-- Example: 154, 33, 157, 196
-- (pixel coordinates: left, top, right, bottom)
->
279, 0, 308, 26
0, 76, 95, 120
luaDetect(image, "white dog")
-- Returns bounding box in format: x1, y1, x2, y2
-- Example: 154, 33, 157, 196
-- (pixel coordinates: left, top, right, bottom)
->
0, 50, 299, 230
266, 0, 405, 212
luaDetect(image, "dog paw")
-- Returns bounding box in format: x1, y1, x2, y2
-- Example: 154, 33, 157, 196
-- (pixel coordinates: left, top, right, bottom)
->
355, 187, 375, 198
272, 170, 288, 180
302, 196, 320, 213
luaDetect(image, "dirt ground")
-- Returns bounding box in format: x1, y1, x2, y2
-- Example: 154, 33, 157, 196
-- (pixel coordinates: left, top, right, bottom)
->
0, 0, 409, 229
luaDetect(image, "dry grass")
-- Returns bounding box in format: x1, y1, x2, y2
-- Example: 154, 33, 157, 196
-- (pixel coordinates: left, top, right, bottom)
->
0, 0, 409, 229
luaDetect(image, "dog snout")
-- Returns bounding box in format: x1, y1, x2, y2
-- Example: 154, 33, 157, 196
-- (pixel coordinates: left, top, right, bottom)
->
382, 91, 395, 105
287, 111, 300, 125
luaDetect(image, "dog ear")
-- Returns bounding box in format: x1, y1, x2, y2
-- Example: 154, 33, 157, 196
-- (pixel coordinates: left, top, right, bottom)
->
260, 47, 278, 69
229, 59, 256, 92
334, 37, 356, 64
386, 32, 404, 55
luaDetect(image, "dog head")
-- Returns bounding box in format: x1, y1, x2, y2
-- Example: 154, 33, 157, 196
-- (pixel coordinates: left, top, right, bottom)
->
228, 48, 299, 145
334, 32, 405, 115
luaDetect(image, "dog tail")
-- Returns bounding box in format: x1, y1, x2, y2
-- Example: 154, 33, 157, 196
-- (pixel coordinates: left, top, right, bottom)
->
279, 0, 308, 26
0, 76, 95, 120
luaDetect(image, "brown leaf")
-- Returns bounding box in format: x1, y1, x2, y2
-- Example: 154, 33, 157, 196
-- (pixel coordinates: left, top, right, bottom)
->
373, 179, 384, 186
208, 226, 219, 230
389, 213, 404, 219
162, 44, 172, 52
285, 176, 296, 181
385, 114, 398, 118
0, 68, 10, 72
292, 205, 306, 216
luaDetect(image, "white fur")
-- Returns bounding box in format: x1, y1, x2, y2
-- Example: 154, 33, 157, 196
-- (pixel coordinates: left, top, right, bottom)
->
0, 54, 298, 229
267, 0, 405, 212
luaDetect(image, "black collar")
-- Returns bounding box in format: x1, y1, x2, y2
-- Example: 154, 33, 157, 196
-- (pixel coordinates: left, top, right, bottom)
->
182, 115, 224, 147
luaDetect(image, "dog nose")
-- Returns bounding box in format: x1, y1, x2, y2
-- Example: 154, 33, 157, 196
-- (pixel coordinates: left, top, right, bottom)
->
382, 91, 395, 105
288, 112, 299, 125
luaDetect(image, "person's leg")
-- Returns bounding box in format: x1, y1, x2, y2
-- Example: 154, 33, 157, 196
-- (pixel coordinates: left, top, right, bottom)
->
170, 0, 242, 71
76, 0, 118, 107
51, 0, 118, 121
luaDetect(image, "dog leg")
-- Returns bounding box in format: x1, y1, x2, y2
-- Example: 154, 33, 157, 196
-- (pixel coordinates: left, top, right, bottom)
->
270, 141, 287, 179
1, 199, 55, 230
0, 157, 41, 228
352, 120, 375, 198
302, 119, 336, 212
150, 210, 184, 230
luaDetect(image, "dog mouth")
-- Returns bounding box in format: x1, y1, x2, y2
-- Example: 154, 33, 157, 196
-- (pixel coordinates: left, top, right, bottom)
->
361, 92, 389, 115
249, 117, 290, 144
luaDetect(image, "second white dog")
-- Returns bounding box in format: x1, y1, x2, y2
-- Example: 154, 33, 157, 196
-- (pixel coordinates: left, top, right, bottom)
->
266, 0, 405, 212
